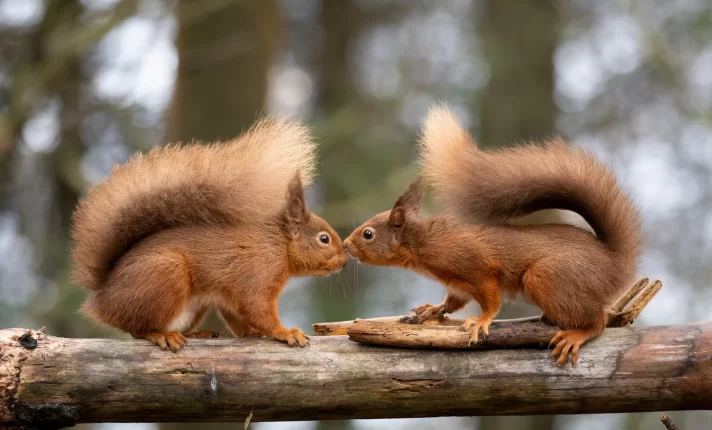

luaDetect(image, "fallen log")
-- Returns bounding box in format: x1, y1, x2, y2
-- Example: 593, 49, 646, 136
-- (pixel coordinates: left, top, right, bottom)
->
1, 317, 711, 428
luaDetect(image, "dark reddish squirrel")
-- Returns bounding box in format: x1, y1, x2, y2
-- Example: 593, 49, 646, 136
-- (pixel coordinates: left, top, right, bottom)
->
344, 106, 642, 366
71, 118, 349, 351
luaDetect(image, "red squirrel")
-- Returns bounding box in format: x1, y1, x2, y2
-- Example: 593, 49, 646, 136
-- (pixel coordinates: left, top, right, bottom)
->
343, 106, 642, 366
71, 118, 349, 351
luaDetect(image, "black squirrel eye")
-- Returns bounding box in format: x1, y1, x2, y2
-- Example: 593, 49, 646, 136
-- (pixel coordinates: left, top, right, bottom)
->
363, 229, 374, 240
319, 234, 330, 244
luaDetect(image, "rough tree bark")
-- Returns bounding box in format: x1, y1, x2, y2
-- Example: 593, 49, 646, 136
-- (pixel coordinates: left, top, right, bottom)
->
1, 318, 710, 429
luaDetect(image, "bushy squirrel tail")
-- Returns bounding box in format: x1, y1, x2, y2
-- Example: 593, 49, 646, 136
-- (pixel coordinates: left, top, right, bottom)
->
71, 118, 316, 290
418, 105, 642, 280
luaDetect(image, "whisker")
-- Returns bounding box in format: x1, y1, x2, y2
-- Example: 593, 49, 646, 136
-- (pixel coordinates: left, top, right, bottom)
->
341, 263, 353, 293
336, 271, 347, 300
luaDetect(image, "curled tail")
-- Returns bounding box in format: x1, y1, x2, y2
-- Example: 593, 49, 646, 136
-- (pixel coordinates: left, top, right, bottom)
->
71, 118, 316, 290
418, 105, 642, 276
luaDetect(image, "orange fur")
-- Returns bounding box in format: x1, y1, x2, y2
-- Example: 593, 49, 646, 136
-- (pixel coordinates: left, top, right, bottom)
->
344, 105, 643, 366
73, 118, 348, 351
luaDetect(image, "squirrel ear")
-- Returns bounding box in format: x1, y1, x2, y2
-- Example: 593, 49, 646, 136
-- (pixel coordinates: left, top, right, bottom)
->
389, 206, 406, 228
284, 173, 308, 236
389, 176, 423, 228
391, 176, 423, 212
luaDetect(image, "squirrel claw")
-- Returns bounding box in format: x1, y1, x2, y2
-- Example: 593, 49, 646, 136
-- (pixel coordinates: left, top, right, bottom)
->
410, 303, 434, 316
460, 316, 492, 346
137, 331, 188, 352
549, 330, 592, 367
282, 328, 310, 348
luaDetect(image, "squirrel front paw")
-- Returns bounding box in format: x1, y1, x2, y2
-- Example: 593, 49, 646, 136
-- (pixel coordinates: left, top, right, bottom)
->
411, 303, 434, 315
458, 315, 493, 345
408, 303, 448, 324
276, 328, 310, 347
136, 331, 188, 352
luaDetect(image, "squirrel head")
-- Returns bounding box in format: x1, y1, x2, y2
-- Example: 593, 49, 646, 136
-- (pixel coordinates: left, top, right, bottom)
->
282, 173, 349, 276
343, 176, 425, 267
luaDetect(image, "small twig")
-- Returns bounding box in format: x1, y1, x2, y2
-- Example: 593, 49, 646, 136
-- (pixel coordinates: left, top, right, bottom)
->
660, 413, 680, 430
244, 408, 253, 429
610, 277, 649, 313
607, 280, 662, 327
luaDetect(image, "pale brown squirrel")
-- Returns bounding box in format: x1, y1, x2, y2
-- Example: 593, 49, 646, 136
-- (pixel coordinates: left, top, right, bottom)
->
344, 106, 642, 366
71, 118, 349, 351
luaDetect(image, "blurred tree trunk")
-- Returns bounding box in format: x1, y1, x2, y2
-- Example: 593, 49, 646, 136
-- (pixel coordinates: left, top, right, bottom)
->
477, 1, 559, 429
160, 3, 278, 429
165, 0, 279, 143
478, 0, 559, 149
317, 1, 364, 115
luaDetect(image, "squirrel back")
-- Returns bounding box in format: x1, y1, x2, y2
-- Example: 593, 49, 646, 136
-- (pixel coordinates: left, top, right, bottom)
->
418, 106, 642, 281
71, 119, 316, 291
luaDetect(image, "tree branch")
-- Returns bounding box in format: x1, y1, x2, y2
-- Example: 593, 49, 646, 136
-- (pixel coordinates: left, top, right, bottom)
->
660, 413, 681, 430
1, 318, 711, 428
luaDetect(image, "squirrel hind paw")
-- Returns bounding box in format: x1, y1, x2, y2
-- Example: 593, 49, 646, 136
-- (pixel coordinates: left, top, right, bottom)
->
137, 331, 188, 352
549, 329, 596, 367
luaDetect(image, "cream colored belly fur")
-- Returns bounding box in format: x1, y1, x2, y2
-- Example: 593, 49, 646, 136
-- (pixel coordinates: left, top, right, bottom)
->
165, 295, 222, 332
415, 267, 533, 305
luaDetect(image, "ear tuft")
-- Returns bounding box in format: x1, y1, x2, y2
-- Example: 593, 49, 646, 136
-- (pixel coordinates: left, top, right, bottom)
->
284, 172, 309, 236
389, 176, 424, 227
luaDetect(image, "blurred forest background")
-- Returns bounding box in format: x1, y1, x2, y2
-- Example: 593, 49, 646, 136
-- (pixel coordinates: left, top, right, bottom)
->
1, 0, 712, 429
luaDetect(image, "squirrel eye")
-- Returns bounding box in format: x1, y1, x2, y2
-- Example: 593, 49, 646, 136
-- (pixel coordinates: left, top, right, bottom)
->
362, 228, 375, 241
319, 234, 330, 244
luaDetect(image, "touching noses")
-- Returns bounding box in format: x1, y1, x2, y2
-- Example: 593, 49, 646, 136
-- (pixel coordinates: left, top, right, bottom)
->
338, 240, 350, 268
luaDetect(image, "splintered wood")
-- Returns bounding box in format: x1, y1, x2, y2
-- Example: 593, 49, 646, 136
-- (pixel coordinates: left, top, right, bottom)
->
312, 278, 662, 350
